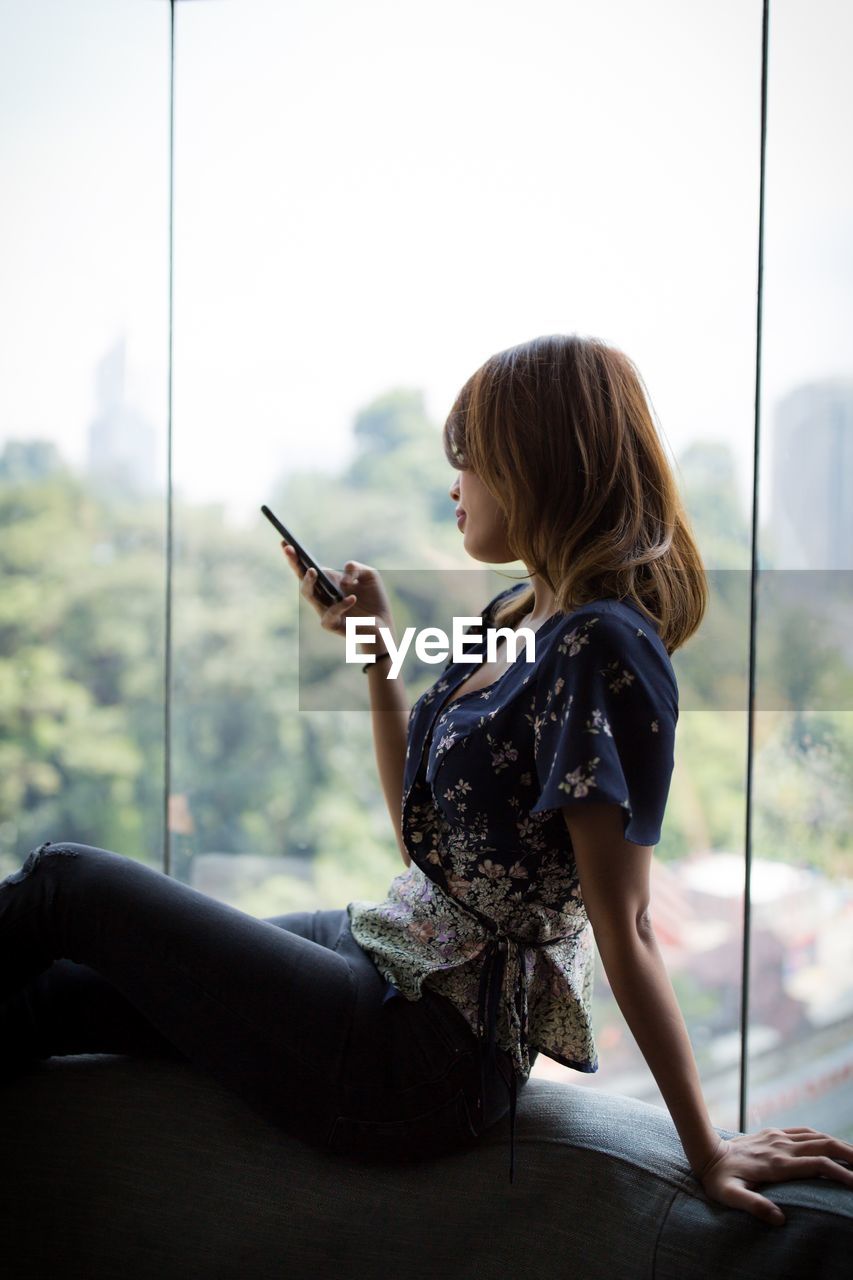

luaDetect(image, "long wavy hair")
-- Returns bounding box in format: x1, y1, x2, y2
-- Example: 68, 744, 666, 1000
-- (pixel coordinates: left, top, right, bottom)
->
442, 334, 708, 655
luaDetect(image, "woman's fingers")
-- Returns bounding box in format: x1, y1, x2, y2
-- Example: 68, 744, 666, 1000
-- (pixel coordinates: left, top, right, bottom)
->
296, 566, 356, 633
777, 1154, 853, 1185
281, 543, 303, 577
303, 568, 355, 615
282, 544, 356, 596
320, 580, 358, 632
783, 1127, 843, 1143
719, 1146, 853, 1224
723, 1184, 785, 1227
279, 542, 350, 616
733, 1185, 785, 1226
280, 544, 380, 640
788, 1134, 853, 1159
702, 1125, 853, 1229
773, 1130, 853, 1169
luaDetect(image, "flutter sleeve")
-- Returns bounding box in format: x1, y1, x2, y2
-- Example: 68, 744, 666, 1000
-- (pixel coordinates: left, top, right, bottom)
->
529, 609, 678, 845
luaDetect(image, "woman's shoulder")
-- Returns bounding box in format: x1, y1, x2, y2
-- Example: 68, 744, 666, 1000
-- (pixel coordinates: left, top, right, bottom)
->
545, 596, 664, 648
535, 597, 677, 699
552, 594, 655, 630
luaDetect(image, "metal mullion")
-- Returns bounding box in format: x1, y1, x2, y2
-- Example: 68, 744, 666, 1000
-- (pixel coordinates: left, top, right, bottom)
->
740, 0, 772, 1133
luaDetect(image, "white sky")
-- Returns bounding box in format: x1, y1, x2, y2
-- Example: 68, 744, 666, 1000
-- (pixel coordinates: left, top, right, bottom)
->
0, 0, 851, 532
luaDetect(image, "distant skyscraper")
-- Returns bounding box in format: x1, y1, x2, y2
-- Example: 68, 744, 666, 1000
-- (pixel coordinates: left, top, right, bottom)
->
86, 336, 159, 495
770, 379, 853, 569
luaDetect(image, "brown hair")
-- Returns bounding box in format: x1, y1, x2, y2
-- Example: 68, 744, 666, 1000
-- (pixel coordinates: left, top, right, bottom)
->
442, 334, 707, 655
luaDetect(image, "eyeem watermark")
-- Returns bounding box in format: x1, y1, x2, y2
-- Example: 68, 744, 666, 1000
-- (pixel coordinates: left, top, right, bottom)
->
346, 616, 538, 679
297, 569, 853, 711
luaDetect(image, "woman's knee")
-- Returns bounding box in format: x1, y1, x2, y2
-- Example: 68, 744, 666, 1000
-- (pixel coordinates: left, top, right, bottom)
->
5, 840, 115, 887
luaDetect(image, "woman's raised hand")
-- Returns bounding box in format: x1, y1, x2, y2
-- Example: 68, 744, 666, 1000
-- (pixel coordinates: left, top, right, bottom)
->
280, 543, 395, 645
697, 1127, 853, 1226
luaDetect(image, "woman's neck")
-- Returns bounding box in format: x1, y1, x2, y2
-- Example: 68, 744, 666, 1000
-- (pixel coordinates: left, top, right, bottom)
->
522, 570, 558, 628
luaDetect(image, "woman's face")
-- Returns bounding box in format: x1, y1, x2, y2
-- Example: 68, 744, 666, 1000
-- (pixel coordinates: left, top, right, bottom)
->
449, 467, 514, 563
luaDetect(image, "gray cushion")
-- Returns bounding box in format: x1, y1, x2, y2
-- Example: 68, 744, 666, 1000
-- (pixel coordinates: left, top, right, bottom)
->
0, 1054, 849, 1278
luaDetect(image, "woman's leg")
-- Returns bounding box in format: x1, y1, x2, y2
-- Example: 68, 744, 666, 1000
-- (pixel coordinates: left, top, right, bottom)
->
1, 959, 188, 1071
0, 841, 388, 1145
0, 911, 340, 1067
0, 840, 518, 1161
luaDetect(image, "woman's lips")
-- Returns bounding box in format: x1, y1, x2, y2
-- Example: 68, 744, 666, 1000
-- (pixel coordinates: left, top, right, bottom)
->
456, 512, 466, 529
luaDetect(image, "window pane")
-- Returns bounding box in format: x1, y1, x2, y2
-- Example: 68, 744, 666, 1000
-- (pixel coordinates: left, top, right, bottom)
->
0, 0, 170, 869
169, 0, 761, 1132
749, 0, 853, 1137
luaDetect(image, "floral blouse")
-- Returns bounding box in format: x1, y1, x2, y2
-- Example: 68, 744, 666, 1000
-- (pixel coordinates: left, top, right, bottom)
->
347, 581, 679, 1181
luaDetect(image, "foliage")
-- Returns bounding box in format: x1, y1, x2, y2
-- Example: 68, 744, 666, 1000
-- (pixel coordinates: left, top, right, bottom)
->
2, 396, 850, 904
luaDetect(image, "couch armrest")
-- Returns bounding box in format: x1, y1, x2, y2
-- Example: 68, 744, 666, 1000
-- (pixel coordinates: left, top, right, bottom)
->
0, 1055, 849, 1279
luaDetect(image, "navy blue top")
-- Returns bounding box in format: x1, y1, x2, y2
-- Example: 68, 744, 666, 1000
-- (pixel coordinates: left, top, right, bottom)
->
348, 581, 679, 1183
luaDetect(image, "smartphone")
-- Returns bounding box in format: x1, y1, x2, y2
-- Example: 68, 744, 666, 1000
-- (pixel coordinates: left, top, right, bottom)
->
261, 504, 345, 607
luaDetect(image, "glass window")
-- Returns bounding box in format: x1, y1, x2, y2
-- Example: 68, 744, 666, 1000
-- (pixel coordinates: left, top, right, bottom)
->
168, 0, 763, 1128
3, 0, 849, 1138
0, 0, 169, 870
749, 0, 853, 1139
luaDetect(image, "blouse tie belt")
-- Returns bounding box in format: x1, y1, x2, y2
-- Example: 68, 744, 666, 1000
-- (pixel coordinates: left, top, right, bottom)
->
474, 927, 571, 1185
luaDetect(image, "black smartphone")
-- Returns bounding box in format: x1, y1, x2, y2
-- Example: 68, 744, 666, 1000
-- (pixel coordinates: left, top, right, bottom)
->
260, 504, 345, 607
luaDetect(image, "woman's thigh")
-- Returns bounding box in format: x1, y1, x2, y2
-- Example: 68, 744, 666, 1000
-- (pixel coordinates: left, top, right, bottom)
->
0, 843, 382, 1140
323, 984, 521, 1164
0, 844, 513, 1158
1, 958, 190, 1069
1, 910, 353, 1064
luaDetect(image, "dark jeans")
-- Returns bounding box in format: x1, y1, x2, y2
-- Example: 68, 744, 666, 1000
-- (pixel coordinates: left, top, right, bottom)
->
0, 840, 522, 1164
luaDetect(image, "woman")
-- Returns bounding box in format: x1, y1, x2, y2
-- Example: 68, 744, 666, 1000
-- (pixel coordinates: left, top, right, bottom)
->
2, 335, 850, 1225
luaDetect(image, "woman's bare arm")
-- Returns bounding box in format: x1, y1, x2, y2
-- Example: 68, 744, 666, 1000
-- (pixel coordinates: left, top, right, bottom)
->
562, 802, 719, 1172
562, 800, 853, 1225
280, 547, 412, 868
366, 639, 411, 867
